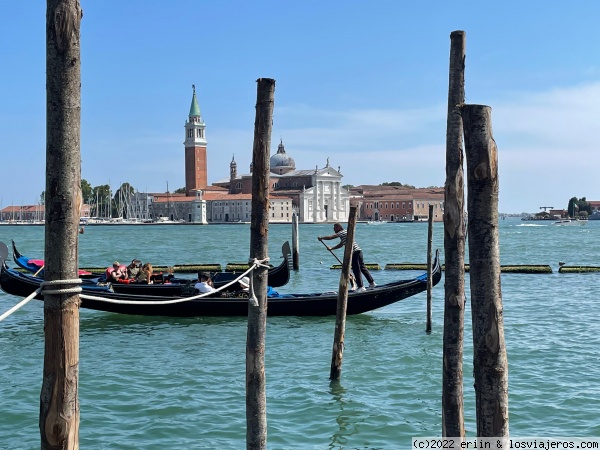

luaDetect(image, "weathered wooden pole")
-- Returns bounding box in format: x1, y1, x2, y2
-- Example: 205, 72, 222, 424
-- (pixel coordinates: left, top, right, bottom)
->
329, 206, 358, 381
41, 1, 83, 449
442, 29, 466, 438
426, 203, 434, 333
246, 77, 275, 450
291, 212, 299, 270
463, 104, 509, 437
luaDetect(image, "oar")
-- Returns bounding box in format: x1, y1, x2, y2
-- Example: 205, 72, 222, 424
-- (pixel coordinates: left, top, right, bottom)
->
33, 265, 45, 277
319, 239, 356, 289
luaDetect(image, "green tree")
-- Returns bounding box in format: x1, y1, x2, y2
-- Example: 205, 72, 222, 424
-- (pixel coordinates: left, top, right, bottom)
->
92, 184, 112, 218
81, 179, 93, 203
174, 187, 186, 194
113, 182, 135, 218
568, 197, 591, 217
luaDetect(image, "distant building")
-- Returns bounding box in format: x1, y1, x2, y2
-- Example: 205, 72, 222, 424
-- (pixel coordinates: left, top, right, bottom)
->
0, 204, 91, 223
349, 185, 444, 222
212, 140, 350, 223
184, 84, 208, 196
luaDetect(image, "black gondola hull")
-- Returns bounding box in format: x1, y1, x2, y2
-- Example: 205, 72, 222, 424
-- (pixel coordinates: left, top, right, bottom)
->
10, 240, 292, 293
0, 251, 441, 317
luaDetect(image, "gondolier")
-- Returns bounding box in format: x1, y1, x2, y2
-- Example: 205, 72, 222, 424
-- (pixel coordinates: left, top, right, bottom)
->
318, 223, 376, 292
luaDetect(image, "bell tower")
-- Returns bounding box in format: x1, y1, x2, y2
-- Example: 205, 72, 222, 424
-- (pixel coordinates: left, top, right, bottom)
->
184, 85, 207, 195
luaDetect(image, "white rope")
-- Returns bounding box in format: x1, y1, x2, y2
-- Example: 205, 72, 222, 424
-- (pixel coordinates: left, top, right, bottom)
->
248, 275, 258, 307
0, 287, 42, 322
247, 257, 269, 307
41, 278, 83, 295
0, 278, 82, 322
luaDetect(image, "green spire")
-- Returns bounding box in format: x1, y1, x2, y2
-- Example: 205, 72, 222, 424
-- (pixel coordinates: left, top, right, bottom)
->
189, 84, 201, 117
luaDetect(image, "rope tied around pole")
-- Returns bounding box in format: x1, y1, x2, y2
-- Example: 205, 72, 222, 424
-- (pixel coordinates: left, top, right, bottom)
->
0, 278, 83, 322
246, 257, 270, 307
41, 278, 83, 295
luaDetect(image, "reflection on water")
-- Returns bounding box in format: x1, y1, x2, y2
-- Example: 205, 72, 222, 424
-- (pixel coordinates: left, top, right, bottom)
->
328, 380, 363, 449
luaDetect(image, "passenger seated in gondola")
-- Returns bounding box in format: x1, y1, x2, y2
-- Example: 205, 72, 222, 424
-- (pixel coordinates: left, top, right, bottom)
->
232, 276, 288, 298
105, 261, 128, 283
163, 266, 175, 283
137, 263, 154, 284
194, 272, 215, 294
127, 259, 142, 280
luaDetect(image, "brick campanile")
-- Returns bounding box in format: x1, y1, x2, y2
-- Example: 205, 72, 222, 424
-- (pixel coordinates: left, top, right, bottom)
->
184, 84, 207, 195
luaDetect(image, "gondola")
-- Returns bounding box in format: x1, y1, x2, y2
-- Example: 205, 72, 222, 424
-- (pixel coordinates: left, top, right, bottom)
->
0, 248, 441, 317
10, 239, 292, 293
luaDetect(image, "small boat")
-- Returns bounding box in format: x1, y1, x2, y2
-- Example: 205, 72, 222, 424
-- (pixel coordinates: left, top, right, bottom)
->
0, 247, 442, 317
553, 218, 586, 226
10, 240, 292, 291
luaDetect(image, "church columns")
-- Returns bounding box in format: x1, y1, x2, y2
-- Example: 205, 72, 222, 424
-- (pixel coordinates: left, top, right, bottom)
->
313, 182, 318, 223
320, 181, 325, 221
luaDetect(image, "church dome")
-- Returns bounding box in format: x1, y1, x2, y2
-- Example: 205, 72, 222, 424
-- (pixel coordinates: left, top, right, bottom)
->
270, 140, 295, 172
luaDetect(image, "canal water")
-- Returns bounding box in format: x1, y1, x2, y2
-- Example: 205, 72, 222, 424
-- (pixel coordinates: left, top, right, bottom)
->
1, 219, 599, 448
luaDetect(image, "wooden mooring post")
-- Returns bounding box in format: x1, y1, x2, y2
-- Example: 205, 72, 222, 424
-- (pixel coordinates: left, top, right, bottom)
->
463, 104, 509, 437
246, 77, 275, 450
329, 206, 358, 381
292, 213, 299, 270
41, 1, 84, 448
442, 29, 466, 439
426, 204, 434, 333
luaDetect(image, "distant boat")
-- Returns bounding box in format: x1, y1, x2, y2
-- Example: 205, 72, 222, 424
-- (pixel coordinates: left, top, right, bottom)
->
553, 218, 586, 226
366, 220, 387, 225
589, 211, 600, 220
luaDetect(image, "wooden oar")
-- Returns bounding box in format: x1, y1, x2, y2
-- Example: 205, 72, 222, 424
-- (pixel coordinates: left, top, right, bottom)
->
33, 265, 45, 277
319, 239, 357, 290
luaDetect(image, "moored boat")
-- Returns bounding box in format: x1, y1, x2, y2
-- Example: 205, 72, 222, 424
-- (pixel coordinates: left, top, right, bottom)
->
0, 248, 442, 317
10, 240, 292, 291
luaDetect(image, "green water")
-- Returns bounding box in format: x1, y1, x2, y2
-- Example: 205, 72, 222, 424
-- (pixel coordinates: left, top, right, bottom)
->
1, 220, 599, 448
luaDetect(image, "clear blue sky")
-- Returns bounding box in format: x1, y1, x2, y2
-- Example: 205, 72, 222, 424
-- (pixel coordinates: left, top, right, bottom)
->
2, 1, 600, 213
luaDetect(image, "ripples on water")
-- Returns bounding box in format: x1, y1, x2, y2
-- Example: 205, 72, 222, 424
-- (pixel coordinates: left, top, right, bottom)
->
1, 220, 600, 448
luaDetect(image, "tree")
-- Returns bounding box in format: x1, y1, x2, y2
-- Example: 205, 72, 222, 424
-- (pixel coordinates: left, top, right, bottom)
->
81, 179, 92, 203
92, 184, 112, 218
113, 182, 135, 218
39, 191, 45, 205
568, 197, 591, 217
174, 187, 186, 194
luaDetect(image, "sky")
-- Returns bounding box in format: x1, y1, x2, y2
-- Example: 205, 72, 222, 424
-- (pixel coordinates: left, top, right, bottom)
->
2, 1, 600, 214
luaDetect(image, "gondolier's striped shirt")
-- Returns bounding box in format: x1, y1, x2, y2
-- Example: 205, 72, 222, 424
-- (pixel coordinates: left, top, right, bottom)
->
336, 229, 361, 253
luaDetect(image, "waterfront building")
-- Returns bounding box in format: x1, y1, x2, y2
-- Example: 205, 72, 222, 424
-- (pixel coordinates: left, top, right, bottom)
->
0, 204, 90, 223
212, 141, 350, 223
184, 84, 208, 196
349, 185, 444, 222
